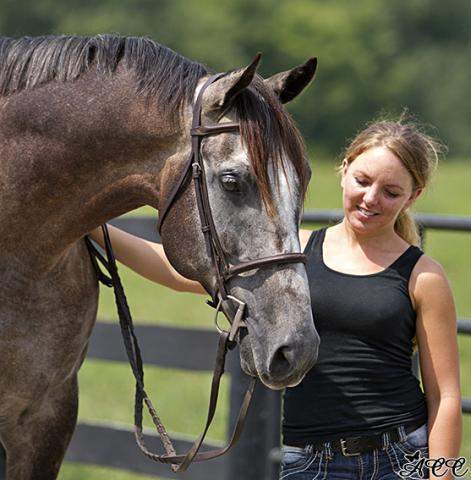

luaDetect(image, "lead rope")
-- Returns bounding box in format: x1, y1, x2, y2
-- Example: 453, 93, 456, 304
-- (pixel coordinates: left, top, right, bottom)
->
85, 226, 256, 473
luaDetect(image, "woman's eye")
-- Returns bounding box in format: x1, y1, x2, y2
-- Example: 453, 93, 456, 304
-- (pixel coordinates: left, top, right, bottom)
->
220, 174, 240, 192
355, 177, 368, 186
386, 190, 400, 198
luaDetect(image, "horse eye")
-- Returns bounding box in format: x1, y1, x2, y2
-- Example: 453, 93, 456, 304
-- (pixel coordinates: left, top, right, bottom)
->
220, 174, 240, 192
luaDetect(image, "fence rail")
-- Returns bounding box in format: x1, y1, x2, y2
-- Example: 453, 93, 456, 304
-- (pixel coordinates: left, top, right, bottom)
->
86, 322, 218, 370
65, 210, 470, 478
85, 319, 471, 369
67, 421, 225, 480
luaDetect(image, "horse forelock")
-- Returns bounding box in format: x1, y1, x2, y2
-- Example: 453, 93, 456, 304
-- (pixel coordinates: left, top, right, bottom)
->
232, 76, 309, 218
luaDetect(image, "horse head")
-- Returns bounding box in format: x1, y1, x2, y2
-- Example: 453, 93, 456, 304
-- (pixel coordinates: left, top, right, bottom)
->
159, 56, 320, 390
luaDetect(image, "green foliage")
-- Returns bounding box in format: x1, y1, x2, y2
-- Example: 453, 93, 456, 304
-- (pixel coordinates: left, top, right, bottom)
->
1, 0, 470, 155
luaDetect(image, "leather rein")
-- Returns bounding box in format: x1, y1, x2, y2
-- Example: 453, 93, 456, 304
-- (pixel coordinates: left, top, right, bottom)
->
86, 72, 307, 472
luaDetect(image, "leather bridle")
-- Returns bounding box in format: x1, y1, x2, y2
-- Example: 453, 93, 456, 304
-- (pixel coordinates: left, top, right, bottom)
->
86, 71, 307, 472
158, 72, 306, 333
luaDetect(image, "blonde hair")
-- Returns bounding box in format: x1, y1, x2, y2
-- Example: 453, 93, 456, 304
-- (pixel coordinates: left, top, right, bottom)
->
339, 117, 444, 245
339, 117, 444, 352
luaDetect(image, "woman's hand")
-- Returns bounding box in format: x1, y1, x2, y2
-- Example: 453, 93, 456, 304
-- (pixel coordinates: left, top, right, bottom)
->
87, 225, 206, 295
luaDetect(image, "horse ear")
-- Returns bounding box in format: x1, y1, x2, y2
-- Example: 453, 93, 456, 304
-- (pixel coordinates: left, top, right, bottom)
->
265, 57, 317, 104
202, 53, 262, 116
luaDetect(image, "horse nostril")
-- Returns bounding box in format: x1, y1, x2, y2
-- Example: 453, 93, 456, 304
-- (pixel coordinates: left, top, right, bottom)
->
268, 345, 296, 377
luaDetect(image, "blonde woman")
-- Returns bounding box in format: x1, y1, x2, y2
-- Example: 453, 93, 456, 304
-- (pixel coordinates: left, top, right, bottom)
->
90, 120, 462, 479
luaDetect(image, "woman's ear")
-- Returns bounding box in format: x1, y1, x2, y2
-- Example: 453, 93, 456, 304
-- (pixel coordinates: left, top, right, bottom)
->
405, 187, 423, 209
340, 159, 348, 188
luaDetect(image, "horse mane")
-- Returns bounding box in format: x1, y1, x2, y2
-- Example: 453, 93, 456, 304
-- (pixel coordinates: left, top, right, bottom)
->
0, 35, 207, 117
0, 34, 308, 213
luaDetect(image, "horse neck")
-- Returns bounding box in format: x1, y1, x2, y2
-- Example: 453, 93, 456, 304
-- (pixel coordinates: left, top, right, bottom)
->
0, 69, 183, 270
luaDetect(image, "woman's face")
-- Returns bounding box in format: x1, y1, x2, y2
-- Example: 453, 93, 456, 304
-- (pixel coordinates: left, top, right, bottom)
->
341, 146, 422, 235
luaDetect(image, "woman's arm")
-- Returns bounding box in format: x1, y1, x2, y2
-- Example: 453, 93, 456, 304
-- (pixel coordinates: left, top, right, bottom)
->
88, 225, 206, 295
88, 225, 312, 293
411, 255, 462, 479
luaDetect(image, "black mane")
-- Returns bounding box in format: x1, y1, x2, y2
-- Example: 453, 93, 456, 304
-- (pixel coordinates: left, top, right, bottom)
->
0, 35, 208, 116
0, 34, 309, 211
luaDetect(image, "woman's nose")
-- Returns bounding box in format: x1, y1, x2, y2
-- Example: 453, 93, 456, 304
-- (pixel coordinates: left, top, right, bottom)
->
363, 187, 379, 206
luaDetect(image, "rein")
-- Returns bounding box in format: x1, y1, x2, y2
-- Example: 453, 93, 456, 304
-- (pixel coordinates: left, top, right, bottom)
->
86, 228, 256, 473
85, 72, 307, 472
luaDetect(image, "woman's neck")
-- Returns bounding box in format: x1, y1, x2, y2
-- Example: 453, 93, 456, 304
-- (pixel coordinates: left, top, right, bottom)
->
335, 219, 406, 253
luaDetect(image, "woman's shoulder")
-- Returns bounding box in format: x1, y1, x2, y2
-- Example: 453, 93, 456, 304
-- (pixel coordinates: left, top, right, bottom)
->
413, 253, 447, 279
299, 227, 326, 251
410, 253, 452, 306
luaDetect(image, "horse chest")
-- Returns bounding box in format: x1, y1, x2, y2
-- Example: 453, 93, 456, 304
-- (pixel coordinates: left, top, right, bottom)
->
0, 248, 99, 401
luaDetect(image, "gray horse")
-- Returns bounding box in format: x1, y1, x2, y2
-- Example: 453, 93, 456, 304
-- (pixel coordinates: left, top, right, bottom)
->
0, 35, 319, 479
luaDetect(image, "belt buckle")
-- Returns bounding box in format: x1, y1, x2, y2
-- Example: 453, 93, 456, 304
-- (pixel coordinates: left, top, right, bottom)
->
340, 438, 360, 457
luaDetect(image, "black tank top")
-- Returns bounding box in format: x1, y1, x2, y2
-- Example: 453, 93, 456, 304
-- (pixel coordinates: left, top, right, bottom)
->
283, 227, 428, 446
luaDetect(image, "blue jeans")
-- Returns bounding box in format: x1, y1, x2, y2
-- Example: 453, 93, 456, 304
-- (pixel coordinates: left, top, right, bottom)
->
280, 423, 429, 479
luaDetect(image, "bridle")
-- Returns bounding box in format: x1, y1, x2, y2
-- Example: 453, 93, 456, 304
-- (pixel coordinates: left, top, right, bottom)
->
158, 72, 307, 338
86, 71, 307, 472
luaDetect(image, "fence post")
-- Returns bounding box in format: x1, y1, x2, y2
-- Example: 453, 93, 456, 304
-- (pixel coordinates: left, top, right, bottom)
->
227, 353, 282, 480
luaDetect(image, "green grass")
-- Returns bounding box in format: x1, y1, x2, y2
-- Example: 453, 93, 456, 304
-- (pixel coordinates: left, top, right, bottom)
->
77, 360, 229, 442
61, 159, 471, 478
60, 464, 159, 480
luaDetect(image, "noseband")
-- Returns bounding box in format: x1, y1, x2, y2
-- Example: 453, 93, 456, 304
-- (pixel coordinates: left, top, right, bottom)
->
86, 72, 307, 473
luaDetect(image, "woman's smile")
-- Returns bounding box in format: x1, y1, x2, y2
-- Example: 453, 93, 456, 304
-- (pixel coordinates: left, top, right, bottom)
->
356, 205, 379, 218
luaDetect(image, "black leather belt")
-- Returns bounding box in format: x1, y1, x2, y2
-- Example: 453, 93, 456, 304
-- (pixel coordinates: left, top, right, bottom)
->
310, 420, 425, 457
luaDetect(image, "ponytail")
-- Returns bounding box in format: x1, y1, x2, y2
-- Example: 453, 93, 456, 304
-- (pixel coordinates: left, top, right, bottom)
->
394, 209, 421, 246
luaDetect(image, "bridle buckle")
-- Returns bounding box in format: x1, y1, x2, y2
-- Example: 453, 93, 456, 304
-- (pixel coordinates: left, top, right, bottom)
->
213, 295, 247, 343
192, 162, 201, 178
